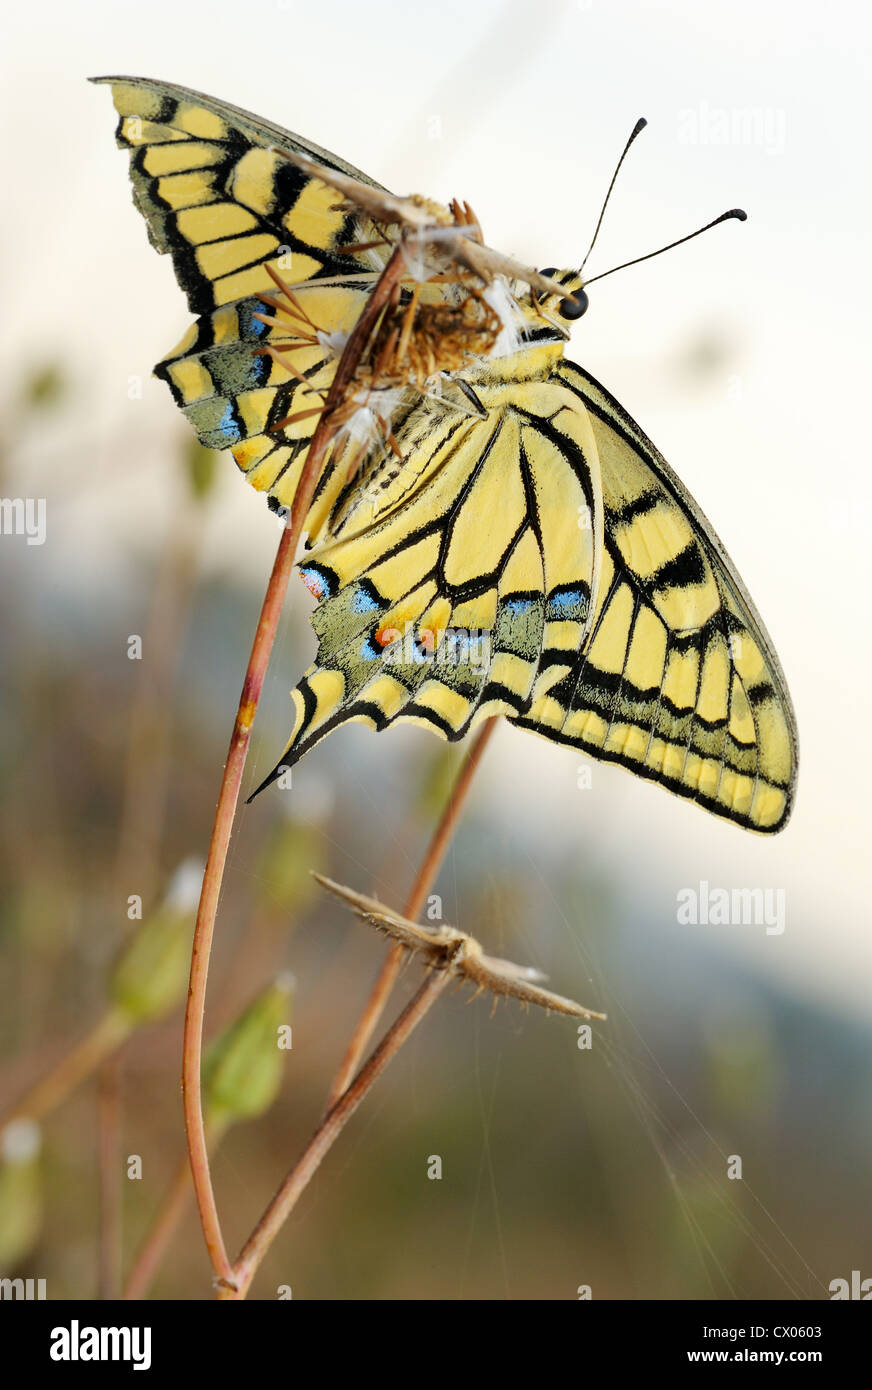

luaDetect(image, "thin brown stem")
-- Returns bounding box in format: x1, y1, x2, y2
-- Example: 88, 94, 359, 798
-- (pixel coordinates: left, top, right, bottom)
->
181, 248, 407, 1288
97, 1054, 123, 1299
123, 1119, 227, 1301
222, 965, 452, 1299
124, 1152, 191, 1300
0, 1009, 130, 1132
325, 716, 497, 1110
181, 525, 295, 1284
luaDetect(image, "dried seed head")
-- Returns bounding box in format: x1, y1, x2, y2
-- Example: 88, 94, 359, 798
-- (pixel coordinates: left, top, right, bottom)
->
314, 874, 607, 1021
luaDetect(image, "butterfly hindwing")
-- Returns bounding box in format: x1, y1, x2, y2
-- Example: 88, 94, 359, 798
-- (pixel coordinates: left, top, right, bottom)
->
152, 281, 370, 513
269, 353, 796, 834
265, 370, 602, 777
512, 361, 798, 832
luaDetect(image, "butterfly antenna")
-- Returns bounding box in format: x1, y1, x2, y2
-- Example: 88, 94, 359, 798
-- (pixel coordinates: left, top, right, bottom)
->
584, 208, 747, 287
579, 117, 648, 275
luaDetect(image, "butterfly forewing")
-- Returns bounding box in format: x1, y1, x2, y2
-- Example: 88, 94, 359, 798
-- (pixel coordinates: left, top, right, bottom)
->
98, 75, 386, 313
512, 362, 797, 832
96, 76, 387, 511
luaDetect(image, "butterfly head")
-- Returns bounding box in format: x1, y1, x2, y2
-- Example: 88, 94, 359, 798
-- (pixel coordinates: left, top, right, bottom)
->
535, 268, 589, 323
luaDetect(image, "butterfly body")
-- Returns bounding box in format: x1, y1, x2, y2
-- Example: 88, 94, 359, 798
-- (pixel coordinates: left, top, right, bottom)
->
96, 75, 798, 832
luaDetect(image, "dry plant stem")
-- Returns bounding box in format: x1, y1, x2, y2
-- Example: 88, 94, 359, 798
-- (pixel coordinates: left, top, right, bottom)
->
123, 1153, 191, 1300
0, 1009, 129, 1132
182, 248, 407, 1288
129, 713, 495, 1297
97, 1054, 123, 1299
325, 716, 498, 1109
181, 523, 296, 1284
124, 1119, 227, 1301
222, 967, 452, 1299
268, 143, 572, 301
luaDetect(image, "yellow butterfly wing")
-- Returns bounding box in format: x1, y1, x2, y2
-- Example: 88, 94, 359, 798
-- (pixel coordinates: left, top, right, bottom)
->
262, 352, 797, 834
512, 360, 798, 833
256, 367, 603, 787
94, 75, 386, 512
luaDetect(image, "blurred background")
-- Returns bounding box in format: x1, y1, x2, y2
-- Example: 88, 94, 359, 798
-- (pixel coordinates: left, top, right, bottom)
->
0, 0, 870, 1299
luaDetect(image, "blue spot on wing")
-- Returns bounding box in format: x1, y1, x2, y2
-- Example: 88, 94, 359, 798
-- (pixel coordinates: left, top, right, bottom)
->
188, 398, 241, 450
299, 563, 338, 601
216, 401, 241, 444
250, 353, 269, 386
238, 299, 270, 340
351, 586, 382, 615
545, 585, 589, 623
504, 597, 536, 616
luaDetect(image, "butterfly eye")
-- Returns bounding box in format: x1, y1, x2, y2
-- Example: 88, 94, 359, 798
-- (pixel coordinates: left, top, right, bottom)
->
538, 268, 588, 319
560, 288, 589, 320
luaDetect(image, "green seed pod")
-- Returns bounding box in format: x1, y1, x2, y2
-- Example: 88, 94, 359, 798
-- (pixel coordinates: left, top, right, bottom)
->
0, 1120, 43, 1268
203, 974, 295, 1125
109, 860, 202, 1025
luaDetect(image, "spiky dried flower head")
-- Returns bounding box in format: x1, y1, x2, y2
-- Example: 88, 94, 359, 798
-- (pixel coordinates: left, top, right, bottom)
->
315, 874, 606, 1021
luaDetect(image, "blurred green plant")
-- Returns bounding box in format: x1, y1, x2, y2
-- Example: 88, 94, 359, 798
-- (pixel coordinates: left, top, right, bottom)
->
109, 860, 201, 1027
203, 974, 294, 1127
0, 860, 202, 1131
255, 815, 325, 919
21, 363, 65, 412
0, 1119, 43, 1268
124, 974, 295, 1298
183, 437, 220, 504
415, 744, 462, 822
